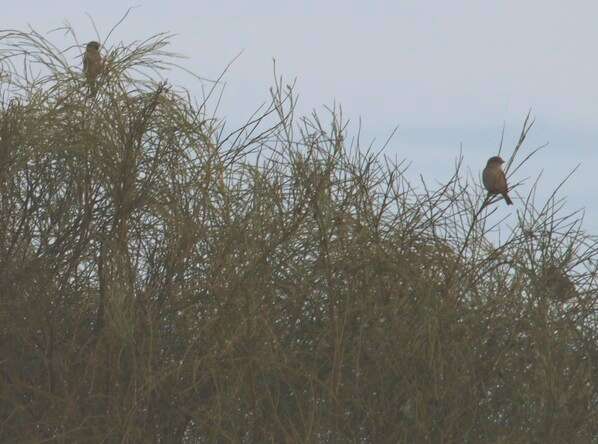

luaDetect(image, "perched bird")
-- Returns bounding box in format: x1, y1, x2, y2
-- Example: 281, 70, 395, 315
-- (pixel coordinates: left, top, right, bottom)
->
542, 264, 576, 302
83, 41, 103, 97
482, 156, 513, 205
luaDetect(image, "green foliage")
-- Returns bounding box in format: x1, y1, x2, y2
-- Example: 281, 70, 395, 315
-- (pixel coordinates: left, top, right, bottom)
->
0, 28, 596, 443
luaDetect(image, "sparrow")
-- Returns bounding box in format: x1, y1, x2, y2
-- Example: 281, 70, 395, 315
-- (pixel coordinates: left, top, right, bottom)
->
482, 156, 513, 205
543, 264, 576, 302
83, 41, 103, 97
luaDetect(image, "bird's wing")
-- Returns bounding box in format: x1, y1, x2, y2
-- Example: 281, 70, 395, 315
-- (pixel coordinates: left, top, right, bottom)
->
498, 169, 508, 191
483, 167, 501, 192
482, 167, 490, 190
83, 54, 88, 73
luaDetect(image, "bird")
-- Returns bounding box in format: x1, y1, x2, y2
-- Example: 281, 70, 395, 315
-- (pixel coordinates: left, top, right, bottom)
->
542, 264, 576, 302
83, 41, 103, 97
482, 156, 513, 205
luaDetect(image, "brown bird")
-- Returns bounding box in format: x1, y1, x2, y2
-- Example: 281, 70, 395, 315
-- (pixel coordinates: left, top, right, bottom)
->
483, 156, 513, 205
83, 41, 103, 97
542, 264, 576, 302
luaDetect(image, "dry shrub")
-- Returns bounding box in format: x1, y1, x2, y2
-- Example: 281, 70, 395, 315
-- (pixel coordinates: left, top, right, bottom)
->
0, 26, 596, 443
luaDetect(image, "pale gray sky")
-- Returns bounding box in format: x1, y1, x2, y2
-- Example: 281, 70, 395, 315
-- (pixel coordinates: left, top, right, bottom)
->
5, 1, 597, 231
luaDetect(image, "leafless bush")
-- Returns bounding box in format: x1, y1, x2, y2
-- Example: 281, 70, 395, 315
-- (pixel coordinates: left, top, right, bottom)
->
0, 26, 596, 443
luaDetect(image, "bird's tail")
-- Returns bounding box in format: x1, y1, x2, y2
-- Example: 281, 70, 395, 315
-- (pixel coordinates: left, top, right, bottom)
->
502, 192, 513, 205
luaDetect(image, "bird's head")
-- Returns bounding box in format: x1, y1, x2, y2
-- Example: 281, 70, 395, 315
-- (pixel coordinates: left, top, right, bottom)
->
487, 156, 505, 166
86, 41, 101, 51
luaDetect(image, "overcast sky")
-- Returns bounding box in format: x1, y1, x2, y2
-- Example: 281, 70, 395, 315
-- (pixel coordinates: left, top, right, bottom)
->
5, 1, 597, 232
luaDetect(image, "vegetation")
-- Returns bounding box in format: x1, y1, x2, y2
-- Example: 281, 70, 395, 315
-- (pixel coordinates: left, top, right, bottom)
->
0, 27, 596, 443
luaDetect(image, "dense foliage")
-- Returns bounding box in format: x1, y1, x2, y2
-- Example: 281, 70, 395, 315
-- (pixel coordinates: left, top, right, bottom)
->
1, 29, 596, 443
